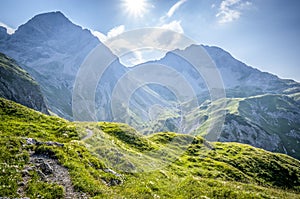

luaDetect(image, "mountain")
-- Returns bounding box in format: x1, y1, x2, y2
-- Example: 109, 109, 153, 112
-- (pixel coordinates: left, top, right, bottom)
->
0, 11, 102, 120
148, 45, 300, 159
0, 11, 164, 122
0, 52, 48, 114
1, 11, 300, 160
1, 97, 300, 198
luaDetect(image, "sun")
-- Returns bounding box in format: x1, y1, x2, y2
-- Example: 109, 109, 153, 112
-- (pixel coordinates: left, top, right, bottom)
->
123, 0, 149, 18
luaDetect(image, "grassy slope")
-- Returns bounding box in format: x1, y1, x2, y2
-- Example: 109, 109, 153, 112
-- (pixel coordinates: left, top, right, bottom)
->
0, 98, 116, 198
1, 97, 300, 198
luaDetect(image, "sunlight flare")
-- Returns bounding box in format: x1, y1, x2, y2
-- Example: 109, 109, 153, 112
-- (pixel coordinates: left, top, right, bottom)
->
122, 0, 149, 18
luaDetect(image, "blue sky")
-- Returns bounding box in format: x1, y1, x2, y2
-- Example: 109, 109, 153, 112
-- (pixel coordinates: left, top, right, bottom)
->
0, 0, 299, 81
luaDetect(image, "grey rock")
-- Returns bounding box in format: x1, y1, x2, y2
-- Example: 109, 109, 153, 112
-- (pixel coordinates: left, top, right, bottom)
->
108, 178, 122, 186
39, 161, 53, 175
21, 169, 30, 177
104, 168, 122, 177
36, 169, 47, 180
18, 181, 25, 186
45, 141, 64, 147
26, 138, 64, 148
25, 138, 37, 145
103, 168, 123, 186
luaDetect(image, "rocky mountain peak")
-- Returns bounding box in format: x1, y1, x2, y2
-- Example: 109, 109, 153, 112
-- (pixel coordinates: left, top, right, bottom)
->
15, 11, 70, 32
27, 11, 70, 25
11, 11, 93, 44
0, 12, 102, 119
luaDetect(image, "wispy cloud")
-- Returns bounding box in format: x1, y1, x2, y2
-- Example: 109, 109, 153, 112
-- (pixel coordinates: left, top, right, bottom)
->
167, 0, 188, 18
0, 21, 15, 34
216, 0, 252, 23
160, 0, 188, 23
91, 25, 125, 42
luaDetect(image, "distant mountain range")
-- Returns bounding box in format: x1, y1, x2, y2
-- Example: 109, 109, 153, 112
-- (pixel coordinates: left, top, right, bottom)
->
0, 11, 299, 159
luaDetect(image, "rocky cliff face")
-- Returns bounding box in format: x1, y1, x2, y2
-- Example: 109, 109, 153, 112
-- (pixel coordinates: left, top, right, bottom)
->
194, 94, 300, 159
0, 52, 48, 114
230, 94, 300, 159
220, 114, 281, 152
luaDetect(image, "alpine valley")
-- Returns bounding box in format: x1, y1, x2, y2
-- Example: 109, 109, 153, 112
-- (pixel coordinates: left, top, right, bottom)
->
0, 11, 300, 199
